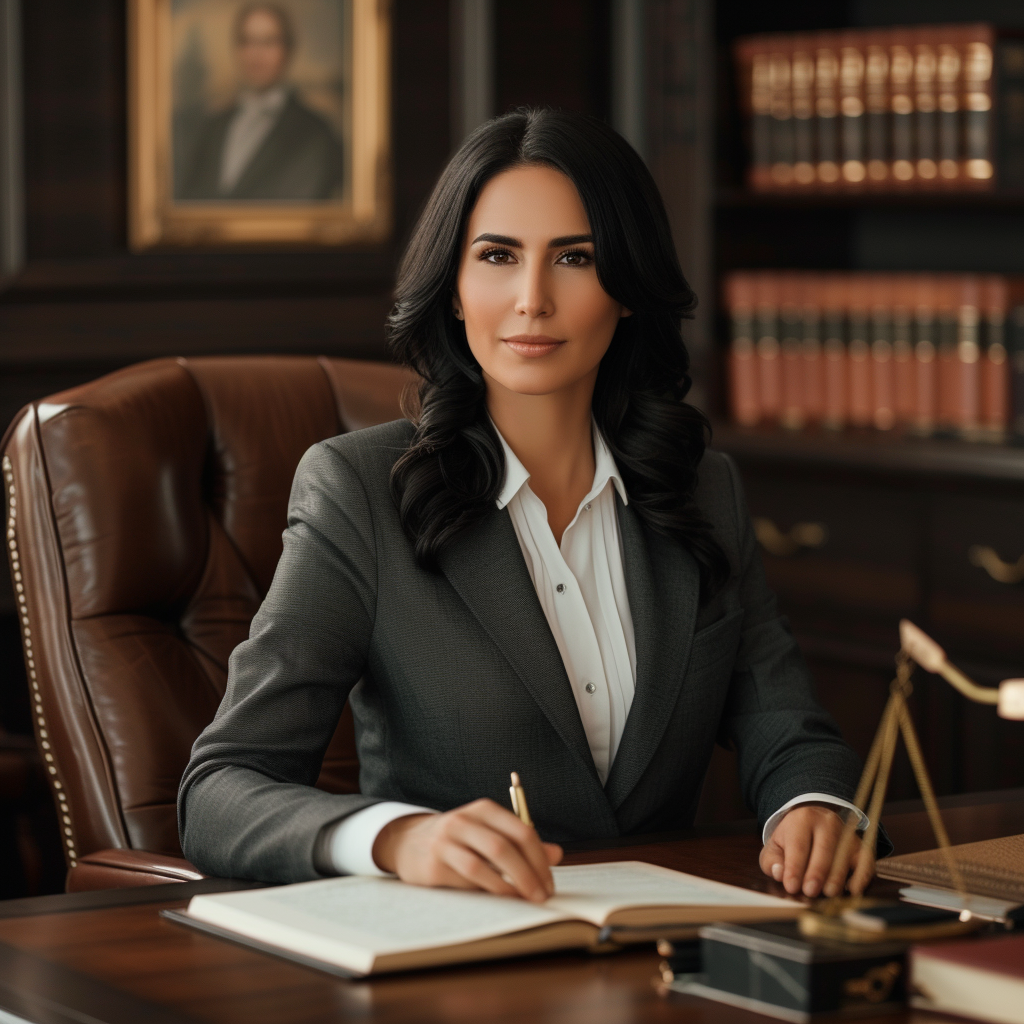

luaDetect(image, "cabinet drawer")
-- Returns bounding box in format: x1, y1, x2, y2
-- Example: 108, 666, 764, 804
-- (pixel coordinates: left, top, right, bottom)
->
928, 494, 1024, 664
741, 476, 920, 641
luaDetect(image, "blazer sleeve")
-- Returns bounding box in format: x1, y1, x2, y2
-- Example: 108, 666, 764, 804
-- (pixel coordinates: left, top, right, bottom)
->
178, 441, 384, 882
715, 454, 864, 832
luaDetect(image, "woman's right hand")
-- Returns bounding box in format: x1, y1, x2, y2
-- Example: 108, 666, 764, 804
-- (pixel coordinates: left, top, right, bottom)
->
372, 798, 563, 902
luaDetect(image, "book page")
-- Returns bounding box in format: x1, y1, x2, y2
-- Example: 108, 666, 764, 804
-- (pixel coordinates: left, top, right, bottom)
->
188, 876, 567, 971
547, 861, 797, 925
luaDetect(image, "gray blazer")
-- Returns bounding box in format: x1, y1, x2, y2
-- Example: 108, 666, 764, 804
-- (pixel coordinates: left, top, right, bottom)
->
179, 419, 861, 883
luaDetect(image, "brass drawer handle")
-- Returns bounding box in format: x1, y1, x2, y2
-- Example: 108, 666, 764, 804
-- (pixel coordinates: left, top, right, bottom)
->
753, 518, 828, 557
968, 545, 1024, 585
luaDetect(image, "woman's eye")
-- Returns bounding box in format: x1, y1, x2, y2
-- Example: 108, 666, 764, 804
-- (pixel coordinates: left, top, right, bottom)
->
557, 248, 594, 266
480, 248, 515, 264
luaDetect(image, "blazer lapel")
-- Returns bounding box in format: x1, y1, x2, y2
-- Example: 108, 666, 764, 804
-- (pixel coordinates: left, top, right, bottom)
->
438, 508, 602, 784
604, 498, 700, 810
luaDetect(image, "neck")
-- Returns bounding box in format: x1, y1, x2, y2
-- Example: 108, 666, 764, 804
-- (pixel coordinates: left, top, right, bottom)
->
486, 370, 597, 543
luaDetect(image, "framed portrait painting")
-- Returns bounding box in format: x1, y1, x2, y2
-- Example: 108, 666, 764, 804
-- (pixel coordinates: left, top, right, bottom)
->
129, 0, 391, 248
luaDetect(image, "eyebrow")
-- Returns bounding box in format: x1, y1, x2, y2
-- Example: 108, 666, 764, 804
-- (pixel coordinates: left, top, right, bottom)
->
470, 233, 594, 248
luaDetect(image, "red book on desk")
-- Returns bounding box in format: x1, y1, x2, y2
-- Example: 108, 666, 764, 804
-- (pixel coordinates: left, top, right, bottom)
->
912, 933, 1024, 1023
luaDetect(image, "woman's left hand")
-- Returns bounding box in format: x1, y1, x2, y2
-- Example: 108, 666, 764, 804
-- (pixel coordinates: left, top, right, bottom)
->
759, 805, 872, 898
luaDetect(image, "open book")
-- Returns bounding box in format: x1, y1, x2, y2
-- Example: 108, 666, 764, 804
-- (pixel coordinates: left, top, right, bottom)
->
166, 861, 799, 976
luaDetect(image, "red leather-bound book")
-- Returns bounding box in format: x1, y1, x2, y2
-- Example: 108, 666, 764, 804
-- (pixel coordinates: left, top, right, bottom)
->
821, 274, 848, 429
892, 275, 916, 424
912, 933, 1024, 1022
981, 274, 1009, 436
814, 34, 842, 189
936, 275, 959, 428
869, 273, 896, 429
736, 38, 773, 191
955, 274, 982, 435
846, 275, 873, 427
779, 272, 804, 427
725, 272, 760, 426
755, 273, 782, 421
801, 274, 825, 423
913, 274, 939, 433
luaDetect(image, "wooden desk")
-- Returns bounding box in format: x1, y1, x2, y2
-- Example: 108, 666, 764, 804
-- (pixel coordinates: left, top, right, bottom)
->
0, 789, 1021, 1024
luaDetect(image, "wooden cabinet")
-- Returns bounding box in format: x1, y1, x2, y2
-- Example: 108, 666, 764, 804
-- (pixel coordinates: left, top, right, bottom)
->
706, 425, 1024, 815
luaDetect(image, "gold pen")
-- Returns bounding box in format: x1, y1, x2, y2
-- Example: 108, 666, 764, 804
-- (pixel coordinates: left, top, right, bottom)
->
509, 771, 533, 827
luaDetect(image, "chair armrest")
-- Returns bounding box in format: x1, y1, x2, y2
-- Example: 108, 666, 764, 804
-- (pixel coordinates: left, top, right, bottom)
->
66, 849, 206, 892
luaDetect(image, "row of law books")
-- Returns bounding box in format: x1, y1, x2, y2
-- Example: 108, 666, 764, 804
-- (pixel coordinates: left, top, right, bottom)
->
724, 271, 1024, 440
734, 24, 1024, 192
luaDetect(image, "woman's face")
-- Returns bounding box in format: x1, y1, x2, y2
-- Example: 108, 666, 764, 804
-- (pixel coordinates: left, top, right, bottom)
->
454, 164, 630, 398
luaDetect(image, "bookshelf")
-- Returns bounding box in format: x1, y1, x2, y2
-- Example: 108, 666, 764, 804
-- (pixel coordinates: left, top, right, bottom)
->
701, 0, 1024, 815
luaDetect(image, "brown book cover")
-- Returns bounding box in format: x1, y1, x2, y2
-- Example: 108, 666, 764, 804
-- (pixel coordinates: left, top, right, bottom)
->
821, 274, 847, 427
769, 38, 796, 188
780, 273, 804, 427
960, 24, 996, 187
913, 274, 939, 433
914, 28, 941, 186
864, 33, 890, 185
846, 275, 873, 426
869, 274, 896, 429
878, 833, 1024, 903
981, 274, 1009, 434
814, 33, 842, 187
736, 38, 773, 191
791, 41, 816, 186
892, 275, 916, 424
725, 273, 760, 426
936, 275, 959, 428
839, 32, 867, 185
955, 274, 982, 433
936, 26, 963, 185
755, 273, 782, 420
801, 274, 825, 422
889, 30, 917, 185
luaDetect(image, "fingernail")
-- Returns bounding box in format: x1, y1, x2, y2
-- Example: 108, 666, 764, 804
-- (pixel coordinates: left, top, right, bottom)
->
772, 863, 783, 881
823, 883, 838, 898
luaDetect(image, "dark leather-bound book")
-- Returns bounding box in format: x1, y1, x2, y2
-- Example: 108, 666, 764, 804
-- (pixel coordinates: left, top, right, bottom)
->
755, 273, 783, 420
954, 275, 982, 435
961, 24, 996, 187
999, 38, 1024, 188
936, 27, 963, 185
869, 274, 896, 430
815, 33, 842, 187
736, 38, 772, 190
936, 277, 959, 429
914, 28, 941, 186
768, 38, 796, 188
892, 276, 916, 425
890, 31, 917, 185
913, 274, 939, 434
981, 275, 1009, 437
839, 32, 867, 185
865, 33, 891, 185
912, 932, 1024, 1023
1009, 304, 1024, 441
791, 41, 816, 186
725, 273, 760, 426
801, 274, 825, 423
780, 273, 805, 428
822, 274, 848, 429
846, 276, 873, 426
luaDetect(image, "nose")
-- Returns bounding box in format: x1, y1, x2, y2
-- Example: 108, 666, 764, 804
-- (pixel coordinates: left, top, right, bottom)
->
514, 261, 553, 319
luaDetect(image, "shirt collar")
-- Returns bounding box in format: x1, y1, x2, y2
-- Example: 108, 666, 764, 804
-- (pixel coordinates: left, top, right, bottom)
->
493, 419, 628, 510
238, 85, 287, 114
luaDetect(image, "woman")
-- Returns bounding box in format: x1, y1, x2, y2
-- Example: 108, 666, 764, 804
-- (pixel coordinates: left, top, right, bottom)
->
180, 108, 871, 903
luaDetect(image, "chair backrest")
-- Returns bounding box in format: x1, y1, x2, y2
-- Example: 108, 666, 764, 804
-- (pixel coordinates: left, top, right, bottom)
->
1, 356, 416, 871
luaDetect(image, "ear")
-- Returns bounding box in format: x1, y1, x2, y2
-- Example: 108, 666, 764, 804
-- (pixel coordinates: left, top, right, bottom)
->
620, 306, 633, 318
452, 294, 464, 321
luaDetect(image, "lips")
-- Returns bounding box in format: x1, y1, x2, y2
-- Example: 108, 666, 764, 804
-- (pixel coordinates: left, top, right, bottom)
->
502, 335, 565, 357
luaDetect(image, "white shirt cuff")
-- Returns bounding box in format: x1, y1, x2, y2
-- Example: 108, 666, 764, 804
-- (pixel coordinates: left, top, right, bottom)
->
327, 801, 437, 876
762, 793, 870, 845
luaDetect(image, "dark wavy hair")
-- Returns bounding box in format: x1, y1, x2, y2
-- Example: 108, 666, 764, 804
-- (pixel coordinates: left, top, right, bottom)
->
386, 107, 729, 598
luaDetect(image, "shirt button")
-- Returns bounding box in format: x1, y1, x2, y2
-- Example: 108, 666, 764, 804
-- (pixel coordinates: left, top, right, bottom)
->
585, 682, 597, 694
556, 583, 565, 593
584, 503, 592, 511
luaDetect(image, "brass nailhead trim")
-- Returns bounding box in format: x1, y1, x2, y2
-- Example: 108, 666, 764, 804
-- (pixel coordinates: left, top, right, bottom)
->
3, 457, 77, 867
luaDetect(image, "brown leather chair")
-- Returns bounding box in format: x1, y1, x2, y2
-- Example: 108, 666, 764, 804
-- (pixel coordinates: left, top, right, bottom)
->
1, 356, 416, 891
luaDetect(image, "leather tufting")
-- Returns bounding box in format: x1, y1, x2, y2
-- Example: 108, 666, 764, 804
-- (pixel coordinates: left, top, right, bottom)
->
1, 356, 416, 887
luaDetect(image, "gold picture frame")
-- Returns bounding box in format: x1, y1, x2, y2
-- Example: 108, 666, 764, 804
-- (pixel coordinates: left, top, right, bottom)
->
129, 0, 391, 249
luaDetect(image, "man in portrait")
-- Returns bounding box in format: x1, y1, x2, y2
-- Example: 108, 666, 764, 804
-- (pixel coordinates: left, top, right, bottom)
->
178, 3, 344, 201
